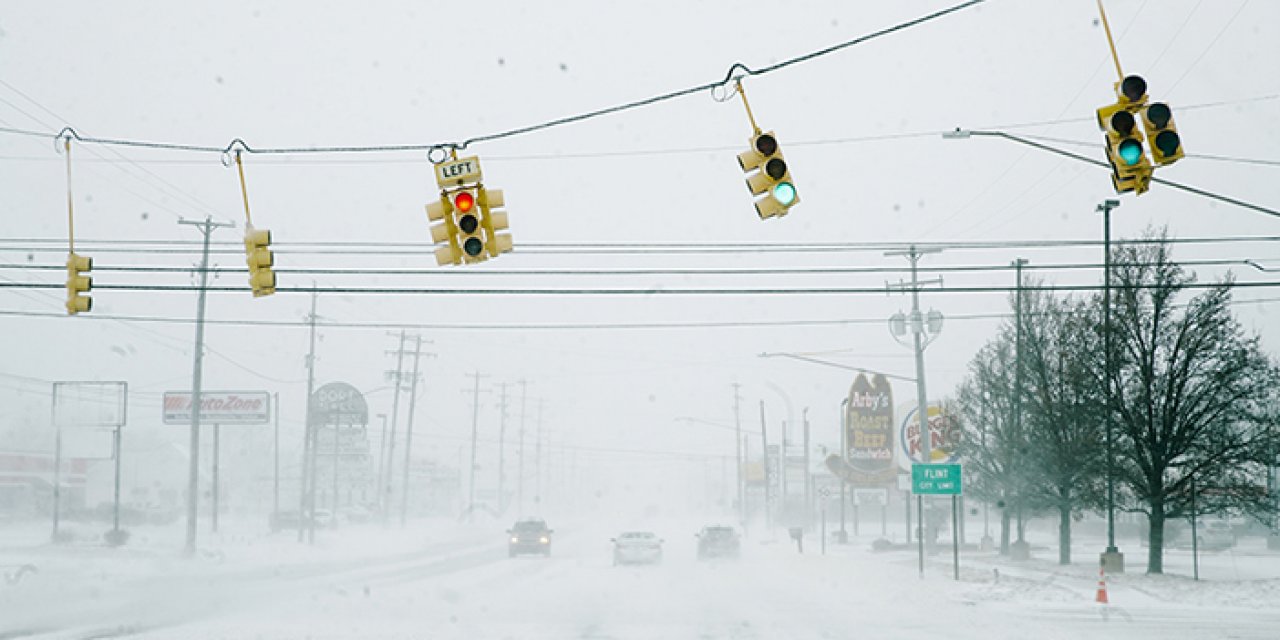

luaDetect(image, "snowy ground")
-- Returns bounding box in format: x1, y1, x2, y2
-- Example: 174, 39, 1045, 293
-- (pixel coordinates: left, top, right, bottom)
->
3, 517, 1279, 639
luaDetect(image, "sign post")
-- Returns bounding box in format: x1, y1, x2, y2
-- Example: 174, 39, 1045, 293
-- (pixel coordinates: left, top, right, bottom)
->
163, 391, 270, 535
51, 381, 128, 543
912, 463, 963, 580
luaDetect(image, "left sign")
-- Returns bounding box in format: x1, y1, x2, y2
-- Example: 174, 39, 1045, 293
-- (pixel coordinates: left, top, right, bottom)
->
163, 391, 271, 425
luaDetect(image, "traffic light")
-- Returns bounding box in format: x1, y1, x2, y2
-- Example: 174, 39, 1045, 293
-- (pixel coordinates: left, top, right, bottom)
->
426, 192, 461, 266
1141, 102, 1183, 166
1097, 75, 1153, 195
738, 131, 798, 219
479, 187, 513, 258
450, 188, 488, 263
65, 252, 92, 315
244, 226, 276, 297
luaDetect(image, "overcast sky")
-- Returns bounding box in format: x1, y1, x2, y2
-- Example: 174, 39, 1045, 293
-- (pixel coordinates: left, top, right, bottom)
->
1, 0, 1277, 502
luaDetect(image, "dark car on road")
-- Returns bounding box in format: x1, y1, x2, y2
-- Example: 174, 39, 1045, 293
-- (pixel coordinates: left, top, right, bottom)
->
508, 518, 553, 557
696, 525, 740, 560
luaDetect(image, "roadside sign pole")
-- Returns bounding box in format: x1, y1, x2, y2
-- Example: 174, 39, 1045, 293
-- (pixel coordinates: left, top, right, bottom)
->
952, 495, 960, 580
821, 506, 827, 555
918, 496, 925, 577
51, 424, 62, 540
113, 425, 123, 536
273, 392, 279, 519
212, 423, 220, 533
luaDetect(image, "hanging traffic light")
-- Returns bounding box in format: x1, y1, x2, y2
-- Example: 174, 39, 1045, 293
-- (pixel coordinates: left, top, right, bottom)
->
427, 154, 513, 266
1097, 75, 1152, 195
244, 226, 276, 297
65, 252, 92, 315
738, 131, 798, 219
479, 187, 513, 258
1141, 102, 1183, 166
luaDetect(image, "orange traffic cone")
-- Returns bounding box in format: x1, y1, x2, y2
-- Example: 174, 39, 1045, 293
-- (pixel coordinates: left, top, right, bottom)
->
1095, 566, 1109, 604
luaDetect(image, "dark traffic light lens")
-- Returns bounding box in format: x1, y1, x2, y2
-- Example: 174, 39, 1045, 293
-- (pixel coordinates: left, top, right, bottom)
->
1120, 75, 1147, 102
1146, 103, 1171, 129
459, 214, 479, 234
755, 134, 778, 156
463, 237, 484, 257
1109, 110, 1135, 136
764, 158, 787, 180
1155, 130, 1180, 156
1118, 139, 1143, 166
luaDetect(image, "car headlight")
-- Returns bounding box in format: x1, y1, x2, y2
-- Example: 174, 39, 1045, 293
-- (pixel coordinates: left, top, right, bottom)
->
539, 536, 549, 544
510, 537, 519, 543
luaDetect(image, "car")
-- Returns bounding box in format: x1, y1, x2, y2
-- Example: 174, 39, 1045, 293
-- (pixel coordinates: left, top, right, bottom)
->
508, 518, 553, 557
612, 531, 664, 566
696, 525, 740, 560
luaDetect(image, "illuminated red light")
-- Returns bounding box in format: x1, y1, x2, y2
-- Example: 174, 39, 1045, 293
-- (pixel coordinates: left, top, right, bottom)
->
454, 191, 475, 212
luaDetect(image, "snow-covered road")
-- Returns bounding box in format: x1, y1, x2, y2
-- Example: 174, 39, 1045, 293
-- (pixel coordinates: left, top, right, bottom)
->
4, 521, 1279, 639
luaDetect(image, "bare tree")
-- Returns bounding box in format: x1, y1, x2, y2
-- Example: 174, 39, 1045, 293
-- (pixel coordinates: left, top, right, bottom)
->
1017, 290, 1107, 565
1108, 232, 1280, 574
954, 323, 1031, 555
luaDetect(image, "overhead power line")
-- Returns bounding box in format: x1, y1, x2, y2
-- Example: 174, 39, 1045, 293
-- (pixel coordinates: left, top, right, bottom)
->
3, 234, 1277, 256
0, 258, 1260, 277
3, 281, 1278, 296
0, 2, 987, 157
2, 295, 1276, 332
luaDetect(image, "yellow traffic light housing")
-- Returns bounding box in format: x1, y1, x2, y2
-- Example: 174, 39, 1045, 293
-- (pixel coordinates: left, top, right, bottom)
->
1097, 75, 1153, 195
65, 252, 92, 315
738, 131, 798, 219
426, 194, 461, 266
479, 187, 513, 258
1141, 102, 1183, 166
427, 154, 513, 266
244, 226, 276, 297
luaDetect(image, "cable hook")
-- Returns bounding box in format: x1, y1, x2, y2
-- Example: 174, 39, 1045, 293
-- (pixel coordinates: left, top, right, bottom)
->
220, 138, 251, 167
426, 145, 453, 164
54, 127, 81, 154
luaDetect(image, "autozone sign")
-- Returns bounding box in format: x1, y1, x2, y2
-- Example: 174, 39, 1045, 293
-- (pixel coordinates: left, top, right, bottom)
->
163, 391, 270, 425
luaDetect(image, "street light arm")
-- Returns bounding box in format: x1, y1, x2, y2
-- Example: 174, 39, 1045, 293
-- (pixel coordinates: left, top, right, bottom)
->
758, 352, 917, 383
947, 129, 1280, 219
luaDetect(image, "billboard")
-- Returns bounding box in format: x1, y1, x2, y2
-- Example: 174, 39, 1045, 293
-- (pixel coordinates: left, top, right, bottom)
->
825, 373, 895, 488
163, 391, 271, 425
896, 402, 960, 468
53, 381, 128, 429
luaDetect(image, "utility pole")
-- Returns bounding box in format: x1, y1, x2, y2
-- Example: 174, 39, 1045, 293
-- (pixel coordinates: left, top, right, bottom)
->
465, 372, 488, 520
517, 380, 528, 514
178, 215, 233, 555
885, 244, 943, 577
382, 330, 407, 524
732, 383, 744, 528
759, 401, 771, 531
535, 400, 545, 506
1097, 198, 1124, 573
496, 382, 510, 513
803, 408, 811, 528
298, 289, 318, 544
1012, 258, 1028, 549
400, 335, 429, 526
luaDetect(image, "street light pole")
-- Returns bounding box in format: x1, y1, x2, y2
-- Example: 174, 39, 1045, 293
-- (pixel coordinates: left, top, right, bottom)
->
1097, 199, 1125, 574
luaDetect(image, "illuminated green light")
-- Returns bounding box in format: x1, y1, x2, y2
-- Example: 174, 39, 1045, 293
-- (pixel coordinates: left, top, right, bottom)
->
1117, 139, 1143, 166
773, 182, 797, 206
